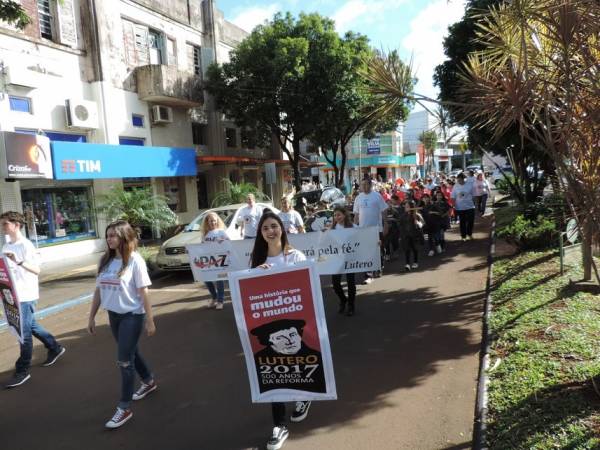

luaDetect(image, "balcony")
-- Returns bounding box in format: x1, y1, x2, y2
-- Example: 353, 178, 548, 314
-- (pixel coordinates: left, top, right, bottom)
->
136, 65, 203, 107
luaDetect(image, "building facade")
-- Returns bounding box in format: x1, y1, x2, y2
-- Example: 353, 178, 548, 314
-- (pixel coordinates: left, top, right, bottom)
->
0, 0, 281, 263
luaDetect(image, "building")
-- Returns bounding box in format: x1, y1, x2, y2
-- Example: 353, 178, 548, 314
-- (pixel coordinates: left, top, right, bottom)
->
402, 109, 467, 173
0, 0, 282, 263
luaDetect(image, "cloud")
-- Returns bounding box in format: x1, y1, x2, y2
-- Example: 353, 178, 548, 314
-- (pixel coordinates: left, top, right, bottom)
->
332, 0, 408, 33
402, 0, 466, 102
230, 4, 281, 33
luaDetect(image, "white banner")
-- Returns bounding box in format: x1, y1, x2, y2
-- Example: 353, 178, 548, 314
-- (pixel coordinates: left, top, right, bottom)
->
229, 262, 337, 402
187, 226, 381, 282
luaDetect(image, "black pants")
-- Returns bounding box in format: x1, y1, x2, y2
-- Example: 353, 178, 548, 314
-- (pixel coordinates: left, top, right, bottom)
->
404, 237, 419, 265
272, 402, 286, 427
332, 273, 356, 308
457, 209, 475, 238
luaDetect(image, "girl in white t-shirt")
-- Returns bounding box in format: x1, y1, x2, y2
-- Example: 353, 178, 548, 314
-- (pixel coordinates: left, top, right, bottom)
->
87, 220, 156, 430
328, 207, 357, 316
249, 211, 309, 450
202, 212, 229, 309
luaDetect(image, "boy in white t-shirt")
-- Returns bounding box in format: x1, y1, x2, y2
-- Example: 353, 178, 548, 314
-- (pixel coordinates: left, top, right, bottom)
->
1, 211, 65, 389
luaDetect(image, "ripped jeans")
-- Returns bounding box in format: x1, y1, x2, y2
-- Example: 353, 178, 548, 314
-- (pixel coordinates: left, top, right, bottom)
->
108, 311, 153, 409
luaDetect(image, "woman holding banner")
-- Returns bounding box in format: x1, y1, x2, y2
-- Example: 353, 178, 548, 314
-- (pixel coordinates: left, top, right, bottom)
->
201, 212, 229, 310
250, 211, 311, 450
328, 206, 358, 316
87, 220, 157, 429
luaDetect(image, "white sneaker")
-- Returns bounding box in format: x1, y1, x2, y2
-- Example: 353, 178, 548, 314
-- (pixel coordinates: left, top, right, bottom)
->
411, 263, 419, 269
290, 400, 311, 422
405, 264, 411, 272
435, 245, 442, 254
208, 299, 216, 308
428, 250, 435, 257
266, 426, 289, 450
215, 302, 224, 310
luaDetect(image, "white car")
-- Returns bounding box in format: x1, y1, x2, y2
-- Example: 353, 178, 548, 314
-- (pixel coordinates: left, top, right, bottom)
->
156, 202, 278, 271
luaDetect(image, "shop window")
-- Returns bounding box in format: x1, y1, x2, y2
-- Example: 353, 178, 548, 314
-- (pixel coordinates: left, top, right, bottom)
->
192, 123, 207, 145
132, 114, 145, 128
22, 187, 97, 247
163, 177, 187, 213
225, 127, 237, 148
9, 96, 32, 113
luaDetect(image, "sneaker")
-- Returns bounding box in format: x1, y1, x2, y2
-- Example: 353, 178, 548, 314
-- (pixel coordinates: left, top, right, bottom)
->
461, 237, 467, 242
208, 299, 216, 308
428, 250, 435, 257
132, 380, 157, 401
363, 277, 373, 285
290, 401, 312, 423
435, 245, 442, 254
346, 306, 355, 317
5, 372, 31, 388
468, 235, 473, 240
405, 264, 411, 272
215, 302, 224, 310
266, 426, 289, 450
411, 263, 419, 269
105, 407, 133, 429
42, 346, 66, 367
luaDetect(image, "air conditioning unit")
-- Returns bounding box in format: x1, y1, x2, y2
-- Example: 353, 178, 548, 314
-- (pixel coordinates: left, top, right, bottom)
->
65, 99, 99, 129
151, 105, 173, 124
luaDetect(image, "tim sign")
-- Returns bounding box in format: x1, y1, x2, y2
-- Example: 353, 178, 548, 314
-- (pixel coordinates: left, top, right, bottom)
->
0, 132, 53, 179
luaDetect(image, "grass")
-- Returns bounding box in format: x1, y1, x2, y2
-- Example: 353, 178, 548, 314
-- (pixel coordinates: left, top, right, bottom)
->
486, 249, 600, 449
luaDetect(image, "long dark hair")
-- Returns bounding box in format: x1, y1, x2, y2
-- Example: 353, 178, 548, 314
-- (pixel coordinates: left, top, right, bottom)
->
250, 211, 292, 268
333, 206, 353, 228
98, 220, 138, 277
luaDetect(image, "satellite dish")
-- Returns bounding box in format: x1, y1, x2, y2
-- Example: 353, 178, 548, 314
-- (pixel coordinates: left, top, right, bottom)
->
566, 219, 579, 244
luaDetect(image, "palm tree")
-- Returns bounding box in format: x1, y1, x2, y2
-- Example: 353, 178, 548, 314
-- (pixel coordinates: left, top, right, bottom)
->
210, 179, 270, 207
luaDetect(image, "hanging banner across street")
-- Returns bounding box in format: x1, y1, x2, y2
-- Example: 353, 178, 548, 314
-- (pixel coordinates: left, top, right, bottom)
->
0, 256, 24, 343
229, 261, 337, 403
187, 226, 381, 282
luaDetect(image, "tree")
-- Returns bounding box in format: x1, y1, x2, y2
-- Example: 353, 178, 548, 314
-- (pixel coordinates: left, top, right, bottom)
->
457, 0, 600, 282
0, 0, 30, 29
96, 186, 177, 235
206, 13, 354, 192
210, 179, 270, 207
419, 130, 438, 174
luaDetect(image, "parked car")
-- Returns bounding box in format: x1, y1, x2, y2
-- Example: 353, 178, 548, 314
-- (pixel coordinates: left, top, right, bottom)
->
156, 202, 278, 271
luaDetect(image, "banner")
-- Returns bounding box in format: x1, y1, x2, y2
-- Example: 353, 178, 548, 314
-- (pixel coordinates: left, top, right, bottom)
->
187, 226, 381, 282
229, 262, 337, 402
0, 256, 24, 343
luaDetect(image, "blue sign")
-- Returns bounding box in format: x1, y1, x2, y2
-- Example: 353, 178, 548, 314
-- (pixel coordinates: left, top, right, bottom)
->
51, 142, 197, 180
366, 138, 380, 155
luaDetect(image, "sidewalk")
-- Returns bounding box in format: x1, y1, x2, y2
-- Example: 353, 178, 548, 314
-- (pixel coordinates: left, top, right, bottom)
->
39, 251, 102, 284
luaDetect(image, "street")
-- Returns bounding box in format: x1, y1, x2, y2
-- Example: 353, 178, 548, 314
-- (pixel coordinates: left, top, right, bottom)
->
0, 220, 488, 450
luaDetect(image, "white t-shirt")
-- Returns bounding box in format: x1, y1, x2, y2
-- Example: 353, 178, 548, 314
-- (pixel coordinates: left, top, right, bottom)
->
353, 191, 389, 231
473, 179, 490, 196
265, 249, 307, 267
332, 223, 357, 230
2, 237, 40, 302
239, 204, 264, 238
203, 229, 229, 242
451, 182, 476, 211
278, 210, 304, 234
96, 252, 152, 314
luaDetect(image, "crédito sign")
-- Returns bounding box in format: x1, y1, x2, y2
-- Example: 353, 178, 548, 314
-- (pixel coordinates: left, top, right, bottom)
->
0, 256, 24, 343
187, 226, 381, 282
229, 262, 337, 403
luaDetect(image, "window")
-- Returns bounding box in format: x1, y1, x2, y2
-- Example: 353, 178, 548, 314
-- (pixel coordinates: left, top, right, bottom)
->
225, 128, 237, 148
37, 0, 54, 40
148, 29, 163, 64
132, 114, 145, 128
119, 137, 145, 146
9, 96, 32, 113
241, 129, 257, 150
192, 123, 207, 145
193, 46, 202, 76
163, 177, 187, 213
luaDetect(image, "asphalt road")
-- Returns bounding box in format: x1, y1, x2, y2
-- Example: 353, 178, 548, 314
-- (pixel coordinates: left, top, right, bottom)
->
0, 218, 490, 450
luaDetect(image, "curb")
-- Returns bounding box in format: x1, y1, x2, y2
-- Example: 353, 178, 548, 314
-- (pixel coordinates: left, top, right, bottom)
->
472, 216, 495, 450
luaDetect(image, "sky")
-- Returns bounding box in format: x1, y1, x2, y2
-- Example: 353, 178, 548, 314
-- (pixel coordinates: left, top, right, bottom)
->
216, 0, 467, 108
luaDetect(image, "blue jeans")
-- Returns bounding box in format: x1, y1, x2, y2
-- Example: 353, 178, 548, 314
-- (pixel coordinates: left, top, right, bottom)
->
16, 301, 60, 374
108, 311, 153, 409
205, 281, 225, 303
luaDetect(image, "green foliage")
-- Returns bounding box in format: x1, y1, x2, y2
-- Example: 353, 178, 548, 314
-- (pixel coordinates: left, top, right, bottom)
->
498, 214, 558, 250
0, 0, 31, 29
418, 130, 437, 151
210, 179, 269, 207
96, 186, 177, 232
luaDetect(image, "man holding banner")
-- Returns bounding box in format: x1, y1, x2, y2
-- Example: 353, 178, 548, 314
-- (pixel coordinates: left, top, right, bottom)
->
1, 212, 65, 388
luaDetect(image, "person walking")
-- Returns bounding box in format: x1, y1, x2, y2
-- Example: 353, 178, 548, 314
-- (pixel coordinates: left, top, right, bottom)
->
249, 211, 312, 450
87, 220, 157, 429
1, 211, 66, 389
239, 194, 264, 239
473, 172, 491, 216
278, 196, 305, 234
398, 201, 425, 271
353, 179, 388, 283
201, 212, 229, 310
451, 173, 477, 241
328, 207, 357, 316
